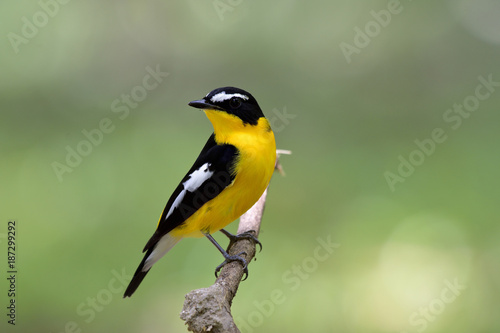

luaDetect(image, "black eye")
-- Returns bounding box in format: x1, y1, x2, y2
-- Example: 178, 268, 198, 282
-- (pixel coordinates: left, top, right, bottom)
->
229, 97, 242, 109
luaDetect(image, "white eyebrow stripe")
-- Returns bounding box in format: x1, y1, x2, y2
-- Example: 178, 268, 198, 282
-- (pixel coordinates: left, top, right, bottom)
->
210, 92, 249, 103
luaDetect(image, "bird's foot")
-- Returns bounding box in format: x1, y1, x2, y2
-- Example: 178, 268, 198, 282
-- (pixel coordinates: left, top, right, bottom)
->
220, 229, 262, 252
215, 251, 249, 280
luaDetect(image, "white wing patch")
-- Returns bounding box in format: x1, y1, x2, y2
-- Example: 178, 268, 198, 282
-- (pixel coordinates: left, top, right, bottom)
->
165, 163, 213, 220
184, 163, 213, 191
210, 92, 249, 103
165, 190, 186, 219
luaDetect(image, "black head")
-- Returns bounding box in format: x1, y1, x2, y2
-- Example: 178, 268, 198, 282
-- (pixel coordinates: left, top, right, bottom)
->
188, 87, 265, 125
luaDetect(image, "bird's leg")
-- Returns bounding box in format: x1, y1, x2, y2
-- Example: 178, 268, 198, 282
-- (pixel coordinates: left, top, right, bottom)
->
219, 228, 262, 252
203, 232, 249, 280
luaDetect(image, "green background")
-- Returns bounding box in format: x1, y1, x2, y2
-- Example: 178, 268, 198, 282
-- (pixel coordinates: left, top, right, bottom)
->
2, 1, 500, 332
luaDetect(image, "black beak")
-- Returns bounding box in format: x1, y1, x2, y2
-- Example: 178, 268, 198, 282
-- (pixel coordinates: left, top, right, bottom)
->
188, 99, 224, 111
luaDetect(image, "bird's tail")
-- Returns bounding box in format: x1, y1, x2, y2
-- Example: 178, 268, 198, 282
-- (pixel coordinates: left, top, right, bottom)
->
123, 233, 181, 298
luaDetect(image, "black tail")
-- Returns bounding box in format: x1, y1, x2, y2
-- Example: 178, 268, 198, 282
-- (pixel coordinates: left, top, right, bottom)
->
123, 247, 154, 298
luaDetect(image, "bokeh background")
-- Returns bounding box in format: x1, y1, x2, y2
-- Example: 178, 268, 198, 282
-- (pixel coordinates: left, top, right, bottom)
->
2, 1, 500, 332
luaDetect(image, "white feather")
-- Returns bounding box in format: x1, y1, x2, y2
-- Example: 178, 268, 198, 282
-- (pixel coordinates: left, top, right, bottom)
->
210, 92, 249, 103
183, 163, 213, 191
165, 190, 186, 219
143, 234, 181, 271
164, 163, 213, 221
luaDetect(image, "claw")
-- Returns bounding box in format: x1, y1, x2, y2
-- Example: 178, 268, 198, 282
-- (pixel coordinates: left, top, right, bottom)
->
214, 251, 249, 280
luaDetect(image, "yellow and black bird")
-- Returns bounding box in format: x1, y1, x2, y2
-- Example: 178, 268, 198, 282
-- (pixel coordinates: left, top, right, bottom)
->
124, 87, 276, 297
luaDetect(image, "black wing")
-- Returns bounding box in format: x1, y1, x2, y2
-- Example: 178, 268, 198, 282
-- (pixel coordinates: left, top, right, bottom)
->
142, 134, 238, 252
124, 135, 238, 297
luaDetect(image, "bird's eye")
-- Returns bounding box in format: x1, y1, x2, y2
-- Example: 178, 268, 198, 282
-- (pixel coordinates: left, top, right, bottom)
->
229, 97, 242, 109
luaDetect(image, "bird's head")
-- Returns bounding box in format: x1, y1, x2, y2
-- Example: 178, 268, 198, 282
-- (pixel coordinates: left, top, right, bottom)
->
188, 87, 266, 127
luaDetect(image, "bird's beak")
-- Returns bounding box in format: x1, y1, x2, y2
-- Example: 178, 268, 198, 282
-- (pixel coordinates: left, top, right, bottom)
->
188, 99, 224, 111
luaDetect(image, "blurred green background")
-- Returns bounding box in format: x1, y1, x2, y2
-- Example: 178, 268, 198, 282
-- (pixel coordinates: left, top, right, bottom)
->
1, 1, 500, 332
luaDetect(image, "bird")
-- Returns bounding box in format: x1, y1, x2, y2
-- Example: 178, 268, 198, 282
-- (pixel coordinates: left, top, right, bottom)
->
123, 86, 276, 298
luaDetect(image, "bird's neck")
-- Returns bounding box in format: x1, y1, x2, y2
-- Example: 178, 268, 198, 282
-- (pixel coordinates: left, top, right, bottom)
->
204, 110, 269, 144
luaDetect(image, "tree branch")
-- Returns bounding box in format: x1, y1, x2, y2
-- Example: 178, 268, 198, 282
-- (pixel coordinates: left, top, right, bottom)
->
180, 150, 291, 333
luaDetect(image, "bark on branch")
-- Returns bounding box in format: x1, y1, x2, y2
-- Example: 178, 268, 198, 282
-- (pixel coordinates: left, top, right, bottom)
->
180, 150, 291, 333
